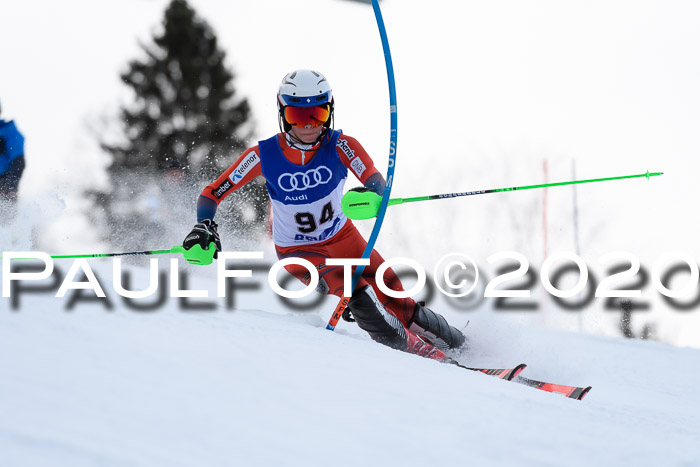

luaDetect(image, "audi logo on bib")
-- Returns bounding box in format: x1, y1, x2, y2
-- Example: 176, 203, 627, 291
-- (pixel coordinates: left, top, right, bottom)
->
278, 166, 333, 192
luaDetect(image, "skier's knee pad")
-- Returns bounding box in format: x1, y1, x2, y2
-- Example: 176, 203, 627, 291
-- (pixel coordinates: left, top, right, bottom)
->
409, 302, 466, 351
348, 285, 407, 350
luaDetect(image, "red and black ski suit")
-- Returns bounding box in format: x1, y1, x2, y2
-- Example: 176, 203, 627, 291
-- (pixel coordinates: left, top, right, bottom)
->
197, 130, 449, 360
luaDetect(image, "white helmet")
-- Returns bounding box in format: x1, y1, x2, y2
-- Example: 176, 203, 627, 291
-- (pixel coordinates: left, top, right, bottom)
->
278, 70, 334, 133
277, 69, 333, 109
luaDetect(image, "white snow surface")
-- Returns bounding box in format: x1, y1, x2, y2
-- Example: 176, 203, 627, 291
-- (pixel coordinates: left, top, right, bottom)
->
1, 259, 699, 467
2, 0, 700, 464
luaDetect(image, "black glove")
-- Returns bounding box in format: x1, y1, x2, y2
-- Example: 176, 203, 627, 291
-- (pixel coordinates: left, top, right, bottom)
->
183, 219, 222, 258
342, 306, 355, 322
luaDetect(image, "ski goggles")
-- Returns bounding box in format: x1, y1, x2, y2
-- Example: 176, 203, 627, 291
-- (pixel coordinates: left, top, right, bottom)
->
283, 104, 331, 128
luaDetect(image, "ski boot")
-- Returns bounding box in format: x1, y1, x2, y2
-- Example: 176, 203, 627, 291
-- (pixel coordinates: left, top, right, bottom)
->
408, 301, 467, 352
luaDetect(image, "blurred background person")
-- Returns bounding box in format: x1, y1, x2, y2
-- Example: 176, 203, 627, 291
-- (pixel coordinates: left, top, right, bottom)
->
0, 99, 26, 220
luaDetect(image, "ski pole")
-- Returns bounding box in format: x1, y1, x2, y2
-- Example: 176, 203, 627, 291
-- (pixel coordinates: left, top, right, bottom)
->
342, 170, 663, 220
48, 248, 180, 259
1, 243, 217, 265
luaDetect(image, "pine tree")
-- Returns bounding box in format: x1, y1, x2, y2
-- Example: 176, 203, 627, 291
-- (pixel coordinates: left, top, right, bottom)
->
95, 0, 268, 250
105, 0, 252, 176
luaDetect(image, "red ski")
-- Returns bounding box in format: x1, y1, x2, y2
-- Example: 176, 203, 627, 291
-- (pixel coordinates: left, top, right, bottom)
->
514, 375, 592, 400
462, 363, 592, 400
463, 363, 527, 381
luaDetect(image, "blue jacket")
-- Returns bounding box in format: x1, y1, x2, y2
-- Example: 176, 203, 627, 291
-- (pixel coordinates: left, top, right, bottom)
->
0, 119, 25, 193
0, 119, 24, 175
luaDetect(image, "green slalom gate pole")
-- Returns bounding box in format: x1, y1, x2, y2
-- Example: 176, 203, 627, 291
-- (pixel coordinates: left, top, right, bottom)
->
342, 170, 663, 220
2, 243, 218, 265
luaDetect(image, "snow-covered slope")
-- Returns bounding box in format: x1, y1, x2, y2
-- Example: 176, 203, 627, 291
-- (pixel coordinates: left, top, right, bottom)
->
2, 1, 700, 464
1, 260, 698, 467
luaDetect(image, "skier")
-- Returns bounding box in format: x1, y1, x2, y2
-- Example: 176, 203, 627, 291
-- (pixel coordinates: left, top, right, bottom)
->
0, 99, 26, 208
183, 69, 465, 362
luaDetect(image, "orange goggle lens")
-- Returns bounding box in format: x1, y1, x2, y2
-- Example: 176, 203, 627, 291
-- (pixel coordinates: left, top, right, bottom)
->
284, 104, 330, 128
